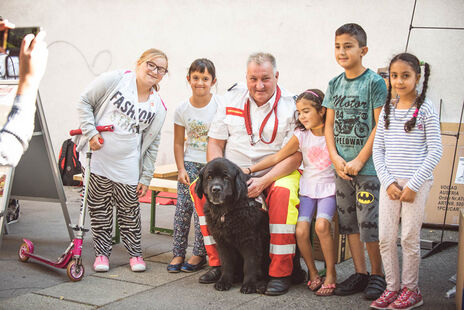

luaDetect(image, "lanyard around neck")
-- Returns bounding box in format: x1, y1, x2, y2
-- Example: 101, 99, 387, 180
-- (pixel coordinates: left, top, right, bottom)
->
244, 86, 281, 146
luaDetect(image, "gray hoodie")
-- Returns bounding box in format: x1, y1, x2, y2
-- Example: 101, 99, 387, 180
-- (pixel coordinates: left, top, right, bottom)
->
73, 70, 166, 186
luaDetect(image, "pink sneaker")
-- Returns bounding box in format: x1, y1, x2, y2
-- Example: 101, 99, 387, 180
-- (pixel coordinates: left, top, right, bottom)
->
389, 287, 423, 310
370, 289, 399, 309
130, 256, 146, 272
93, 255, 109, 272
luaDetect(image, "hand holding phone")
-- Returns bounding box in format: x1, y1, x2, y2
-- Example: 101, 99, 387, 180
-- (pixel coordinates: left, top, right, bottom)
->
17, 31, 48, 95
1, 26, 41, 56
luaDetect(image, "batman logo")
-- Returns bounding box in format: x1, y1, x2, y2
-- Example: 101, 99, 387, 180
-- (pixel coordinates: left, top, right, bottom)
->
361, 221, 377, 229
357, 191, 374, 204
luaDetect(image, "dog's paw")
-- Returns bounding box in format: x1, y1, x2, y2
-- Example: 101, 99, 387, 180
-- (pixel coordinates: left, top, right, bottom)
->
240, 282, 257, 294
256, 280, 268, 294
214, 279, 232, 291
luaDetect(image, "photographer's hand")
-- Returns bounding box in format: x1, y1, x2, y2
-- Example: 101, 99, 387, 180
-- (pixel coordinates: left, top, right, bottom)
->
17, 31, 48, 97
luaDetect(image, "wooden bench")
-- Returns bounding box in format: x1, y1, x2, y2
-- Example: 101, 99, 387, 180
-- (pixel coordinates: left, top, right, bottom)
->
148, 164, 178, 235
148, 178, 178, 235
152, 163, 178, 180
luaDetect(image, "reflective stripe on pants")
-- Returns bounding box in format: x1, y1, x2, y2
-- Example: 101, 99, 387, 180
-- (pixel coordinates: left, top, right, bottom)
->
190, 181, 220, 266
267, 170, 300, 277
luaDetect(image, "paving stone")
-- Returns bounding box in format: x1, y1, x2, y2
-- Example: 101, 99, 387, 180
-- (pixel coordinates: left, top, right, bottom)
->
0, 293, 95, 310
146, 246, 194, 264
0, 258, 66, 299
234, 287, 370, 310
35, 276, 151, 306
146, 251, 173, 263
99, 275, 260, 310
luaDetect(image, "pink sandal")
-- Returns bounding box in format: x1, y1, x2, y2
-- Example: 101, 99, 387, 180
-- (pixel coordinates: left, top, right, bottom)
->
315, 283, 336, 296
307, 276, 324, 291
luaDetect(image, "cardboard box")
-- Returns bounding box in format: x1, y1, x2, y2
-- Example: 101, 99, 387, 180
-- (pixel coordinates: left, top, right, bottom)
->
311, 213, 351, 264
457, 209, 464, 310
424, 123, 464, 226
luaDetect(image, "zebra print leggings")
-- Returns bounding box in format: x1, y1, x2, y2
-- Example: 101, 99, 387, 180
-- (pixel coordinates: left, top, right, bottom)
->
85, 172, 142, 258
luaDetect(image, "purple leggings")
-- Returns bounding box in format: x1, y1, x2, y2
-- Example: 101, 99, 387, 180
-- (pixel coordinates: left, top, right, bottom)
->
297, 195, 336, 223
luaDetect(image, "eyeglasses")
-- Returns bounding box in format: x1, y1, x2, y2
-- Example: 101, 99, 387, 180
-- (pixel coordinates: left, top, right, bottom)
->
146, 61, 168, 75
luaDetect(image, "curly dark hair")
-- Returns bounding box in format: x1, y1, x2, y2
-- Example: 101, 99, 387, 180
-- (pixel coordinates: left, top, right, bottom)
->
383, 53, 430, 132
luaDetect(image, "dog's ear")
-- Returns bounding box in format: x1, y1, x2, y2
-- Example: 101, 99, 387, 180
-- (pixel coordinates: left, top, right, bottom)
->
235, 168, 248, 202
195, 166, 205, 199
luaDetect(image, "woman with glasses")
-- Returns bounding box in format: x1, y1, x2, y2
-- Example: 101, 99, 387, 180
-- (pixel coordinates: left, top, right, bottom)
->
74, 48, 168, 273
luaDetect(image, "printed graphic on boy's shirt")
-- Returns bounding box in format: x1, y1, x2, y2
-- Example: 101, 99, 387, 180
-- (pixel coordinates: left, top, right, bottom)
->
332, 94, 370, 146
307, 146, 331, 170
186, 118, 209, 151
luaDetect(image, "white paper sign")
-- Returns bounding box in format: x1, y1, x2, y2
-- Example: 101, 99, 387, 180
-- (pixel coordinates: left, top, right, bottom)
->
455, 157, 464, 185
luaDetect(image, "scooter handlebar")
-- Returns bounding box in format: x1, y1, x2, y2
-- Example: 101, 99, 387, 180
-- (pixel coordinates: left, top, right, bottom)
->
69, 125, 114, 137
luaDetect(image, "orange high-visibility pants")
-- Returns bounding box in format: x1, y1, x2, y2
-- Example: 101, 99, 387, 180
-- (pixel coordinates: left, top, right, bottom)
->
190, 170, 300, 277
189, 181, 221, 267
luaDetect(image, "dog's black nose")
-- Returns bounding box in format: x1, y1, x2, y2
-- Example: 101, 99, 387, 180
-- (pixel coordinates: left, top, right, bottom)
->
211, 185, 221, 193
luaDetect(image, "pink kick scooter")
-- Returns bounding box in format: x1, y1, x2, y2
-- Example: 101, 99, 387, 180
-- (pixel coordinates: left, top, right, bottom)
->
18, 125, 114, 281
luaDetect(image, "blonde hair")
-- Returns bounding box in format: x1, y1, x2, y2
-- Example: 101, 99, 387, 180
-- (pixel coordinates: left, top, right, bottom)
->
136, 48, 168, 91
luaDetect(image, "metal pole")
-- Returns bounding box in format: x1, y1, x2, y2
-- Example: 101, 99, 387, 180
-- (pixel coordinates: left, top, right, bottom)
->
405, 0, 417, 52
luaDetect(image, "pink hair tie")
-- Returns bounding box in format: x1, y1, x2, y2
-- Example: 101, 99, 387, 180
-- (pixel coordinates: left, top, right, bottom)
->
413, 108, 419, 118
304, 90, 319, 98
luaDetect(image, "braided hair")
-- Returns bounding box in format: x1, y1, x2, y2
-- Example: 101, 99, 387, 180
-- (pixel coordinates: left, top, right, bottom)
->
383, 53, 430, 132
294, 89, 325, 131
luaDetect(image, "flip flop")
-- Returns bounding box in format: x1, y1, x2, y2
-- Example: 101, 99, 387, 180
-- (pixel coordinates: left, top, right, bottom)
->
307, 276, 324, 291
315, 283, 336, 296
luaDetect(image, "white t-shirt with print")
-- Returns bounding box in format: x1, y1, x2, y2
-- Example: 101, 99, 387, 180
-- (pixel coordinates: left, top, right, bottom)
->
86, 72, 158, 185
293, 128, 336, 198
174, 95, 219, 164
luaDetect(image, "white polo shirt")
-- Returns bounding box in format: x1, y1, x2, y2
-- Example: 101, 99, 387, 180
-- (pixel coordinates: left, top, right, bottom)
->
208, 83, 296, 176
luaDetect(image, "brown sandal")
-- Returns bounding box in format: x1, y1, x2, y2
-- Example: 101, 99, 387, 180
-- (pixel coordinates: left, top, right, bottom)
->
307, 276, 324, 291
315, 283, 336, 296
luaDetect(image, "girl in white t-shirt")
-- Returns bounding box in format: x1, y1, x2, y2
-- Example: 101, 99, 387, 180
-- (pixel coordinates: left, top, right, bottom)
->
246, 89, 337, 296
77, 48, 168, 273
167, 59, 218, 273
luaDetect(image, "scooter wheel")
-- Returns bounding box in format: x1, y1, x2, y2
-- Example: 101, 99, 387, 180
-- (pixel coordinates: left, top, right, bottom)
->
67, 260, 85, 281
18, 242, 31, 262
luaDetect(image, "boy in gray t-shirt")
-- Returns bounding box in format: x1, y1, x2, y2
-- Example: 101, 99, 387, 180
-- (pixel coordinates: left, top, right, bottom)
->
322, 23, 387, 299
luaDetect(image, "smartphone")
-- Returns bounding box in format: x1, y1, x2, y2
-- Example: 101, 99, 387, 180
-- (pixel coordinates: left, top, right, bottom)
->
0, 26, 41, 56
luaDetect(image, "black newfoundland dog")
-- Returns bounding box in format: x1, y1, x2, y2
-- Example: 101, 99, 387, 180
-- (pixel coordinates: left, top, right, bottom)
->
195, 158, 270, 294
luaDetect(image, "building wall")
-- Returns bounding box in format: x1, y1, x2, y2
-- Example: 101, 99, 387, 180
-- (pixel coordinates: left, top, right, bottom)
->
1, 0, 463, 164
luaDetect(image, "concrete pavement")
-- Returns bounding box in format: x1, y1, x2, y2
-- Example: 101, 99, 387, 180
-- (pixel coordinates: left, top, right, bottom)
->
0, 187, 459, 309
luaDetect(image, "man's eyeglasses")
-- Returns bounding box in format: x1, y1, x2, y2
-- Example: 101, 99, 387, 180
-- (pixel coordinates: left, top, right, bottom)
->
146, 61, 168, 75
